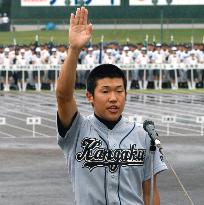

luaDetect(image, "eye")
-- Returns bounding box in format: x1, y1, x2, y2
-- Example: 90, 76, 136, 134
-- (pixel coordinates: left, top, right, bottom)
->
116, 89, 124, 93
102, 90, 108, 93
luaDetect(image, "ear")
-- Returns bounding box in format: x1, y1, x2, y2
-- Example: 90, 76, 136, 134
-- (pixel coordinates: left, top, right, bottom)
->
86, 91, 94, 104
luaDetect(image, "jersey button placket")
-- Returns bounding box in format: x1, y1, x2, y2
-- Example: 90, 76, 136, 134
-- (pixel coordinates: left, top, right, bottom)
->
108, 132, 117, 149
107, 131, 120, 204
107, 171, 119, 204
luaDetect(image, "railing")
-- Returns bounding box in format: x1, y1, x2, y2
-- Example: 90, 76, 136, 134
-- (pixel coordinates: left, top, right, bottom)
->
0, 64, 203, 91
0, 63, 203, 71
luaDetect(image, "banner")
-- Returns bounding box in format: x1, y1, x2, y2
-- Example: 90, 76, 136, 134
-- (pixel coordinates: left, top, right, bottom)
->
21, 0, 121, 6
129, 0, 204, 5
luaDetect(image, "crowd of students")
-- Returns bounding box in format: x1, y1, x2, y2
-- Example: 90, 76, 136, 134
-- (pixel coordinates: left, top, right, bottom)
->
0, 42, 204, 91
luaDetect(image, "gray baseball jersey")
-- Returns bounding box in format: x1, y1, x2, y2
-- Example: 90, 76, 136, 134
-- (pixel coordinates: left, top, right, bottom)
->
57, 112, 167, 205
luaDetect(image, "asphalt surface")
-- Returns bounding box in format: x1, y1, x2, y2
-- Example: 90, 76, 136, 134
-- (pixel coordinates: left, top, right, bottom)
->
0, 91, 204, 205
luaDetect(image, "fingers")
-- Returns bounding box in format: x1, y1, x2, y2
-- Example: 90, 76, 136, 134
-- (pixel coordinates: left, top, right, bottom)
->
87, 23, 93, 35
78, 7, 86, 25
74, 8, 80, 25
70, 13, 75, 26
70, 7, 88, 26
82, 7, 88, 25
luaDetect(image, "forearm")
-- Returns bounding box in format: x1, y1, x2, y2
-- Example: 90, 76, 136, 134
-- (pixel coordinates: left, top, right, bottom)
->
143, 191, 160, 205
143, 176, 160, 205
56, 46, 80, 101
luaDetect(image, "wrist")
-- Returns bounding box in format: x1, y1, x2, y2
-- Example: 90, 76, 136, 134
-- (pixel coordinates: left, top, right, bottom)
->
68, 45, 81, 53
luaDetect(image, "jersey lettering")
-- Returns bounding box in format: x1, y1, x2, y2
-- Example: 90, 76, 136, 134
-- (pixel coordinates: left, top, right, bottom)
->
76, 138, 146, 173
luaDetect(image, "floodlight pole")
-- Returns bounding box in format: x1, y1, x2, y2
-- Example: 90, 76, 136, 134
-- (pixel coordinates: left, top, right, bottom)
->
153, 0, 172, 44
160, 7, 164, 44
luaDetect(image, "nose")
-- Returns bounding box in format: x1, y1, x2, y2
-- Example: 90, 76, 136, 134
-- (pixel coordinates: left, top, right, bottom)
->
109, 91, 117, 102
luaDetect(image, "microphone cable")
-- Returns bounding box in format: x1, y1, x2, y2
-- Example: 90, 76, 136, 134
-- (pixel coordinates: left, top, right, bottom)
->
162, 149, 195, 205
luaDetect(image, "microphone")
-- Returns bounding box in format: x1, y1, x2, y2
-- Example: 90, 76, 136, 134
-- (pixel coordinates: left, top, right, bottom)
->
143, 120, 163, 152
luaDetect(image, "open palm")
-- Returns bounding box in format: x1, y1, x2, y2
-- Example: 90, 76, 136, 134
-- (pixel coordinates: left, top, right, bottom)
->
69, 7, 92, 49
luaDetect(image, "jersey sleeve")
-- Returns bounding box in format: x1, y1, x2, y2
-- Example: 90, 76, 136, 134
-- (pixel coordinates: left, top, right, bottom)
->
143, 134, 168, 181
57, 111, 83, 155
57, 111, 78, 138
57, 112, 85, 183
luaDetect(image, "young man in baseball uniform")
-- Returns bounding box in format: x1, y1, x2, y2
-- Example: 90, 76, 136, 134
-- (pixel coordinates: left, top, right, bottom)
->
56, 7, 167, 205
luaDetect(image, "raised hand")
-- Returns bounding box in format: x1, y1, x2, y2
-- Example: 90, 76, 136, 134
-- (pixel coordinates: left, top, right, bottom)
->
69, 7, 93, 49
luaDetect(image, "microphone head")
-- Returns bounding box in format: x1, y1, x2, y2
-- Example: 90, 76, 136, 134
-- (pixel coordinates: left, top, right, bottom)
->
143, 120, 154, 132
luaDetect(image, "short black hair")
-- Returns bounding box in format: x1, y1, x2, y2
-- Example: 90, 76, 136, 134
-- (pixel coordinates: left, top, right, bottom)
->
86, 64, 127, 95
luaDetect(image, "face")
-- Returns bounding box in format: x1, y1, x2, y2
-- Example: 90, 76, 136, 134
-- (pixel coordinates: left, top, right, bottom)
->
86, 77, 126, 122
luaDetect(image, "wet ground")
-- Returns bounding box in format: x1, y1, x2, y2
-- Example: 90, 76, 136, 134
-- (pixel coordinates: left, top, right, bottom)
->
0, 91, 204, 205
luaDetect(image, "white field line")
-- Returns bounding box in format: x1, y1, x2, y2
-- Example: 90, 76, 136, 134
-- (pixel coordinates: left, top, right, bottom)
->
134, 92, 204, 101
0, 107, 56, 123
3, 97, 57, 113
126, 102, 202, 118
3, 91, 204, 108
1, 113, 56, 131
2, 93, 56, 108
0, 130, 16, 138
75, 92, 204, 116
15, 92, 56, 103
0, 106, 56, 124
75, 98, 201, 132
4, 123, 50, 137
126, 99, 204, 116
126, 103, 204, 118
75, 95, 201, 122
0, 102, 56, 119
66, 107, 187, 135
125, 105, 202, 126
0, 104, 56, 116
148, 93, 204, 101
75, 92, 204, 113
66, 96, 201, 134
1, 92, 202, 135
0, 135, 56, 139
6, 92, 199, 119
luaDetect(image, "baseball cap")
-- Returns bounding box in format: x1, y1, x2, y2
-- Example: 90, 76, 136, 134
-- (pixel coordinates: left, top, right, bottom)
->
123, 46, 129, 51
190, 50, 195, 55
35, 47, 41, 52
156, 43, 162, 47
171, 47, 177, 51
106, 48, 112, 53
88, 47, 93, 51
4, 47, 10, 52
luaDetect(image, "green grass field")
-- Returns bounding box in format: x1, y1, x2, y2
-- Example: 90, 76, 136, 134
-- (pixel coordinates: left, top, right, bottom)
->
1, 28, 204, 46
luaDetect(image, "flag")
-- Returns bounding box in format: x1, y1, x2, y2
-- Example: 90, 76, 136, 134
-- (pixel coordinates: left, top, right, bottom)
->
99, 35, 104, 64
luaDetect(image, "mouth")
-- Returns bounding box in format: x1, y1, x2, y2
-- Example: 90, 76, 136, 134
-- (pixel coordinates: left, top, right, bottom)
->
107, 105, 119, 113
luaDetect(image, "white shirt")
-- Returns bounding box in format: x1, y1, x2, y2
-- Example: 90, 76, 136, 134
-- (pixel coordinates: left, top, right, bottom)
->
84, 54, 97, 64
103, 54, 116, 64
168, 54, 180, 64
136, 54, 149, 64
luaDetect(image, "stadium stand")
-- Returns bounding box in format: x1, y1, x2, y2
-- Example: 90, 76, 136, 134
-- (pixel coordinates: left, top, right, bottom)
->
0, 43, 204, 91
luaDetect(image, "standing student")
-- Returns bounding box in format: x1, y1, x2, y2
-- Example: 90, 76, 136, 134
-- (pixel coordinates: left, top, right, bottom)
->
56, 7, 167, 205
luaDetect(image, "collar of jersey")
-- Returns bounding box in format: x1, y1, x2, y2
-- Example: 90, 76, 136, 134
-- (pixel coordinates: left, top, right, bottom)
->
90, 114, 126, 135
94, 113, 122, 130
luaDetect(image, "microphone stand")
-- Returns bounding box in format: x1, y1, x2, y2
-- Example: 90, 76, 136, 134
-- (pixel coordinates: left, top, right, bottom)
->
149, 139, 195, 205
150, 139, 156, 205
